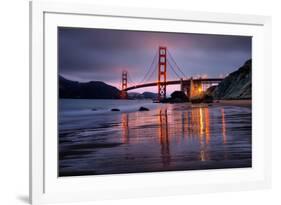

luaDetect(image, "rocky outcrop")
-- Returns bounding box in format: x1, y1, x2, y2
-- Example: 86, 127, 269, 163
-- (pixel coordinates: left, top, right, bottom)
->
213, 59, 251, 100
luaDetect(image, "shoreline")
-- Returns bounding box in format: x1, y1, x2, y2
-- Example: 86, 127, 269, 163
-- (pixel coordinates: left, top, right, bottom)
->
213, 99, 251, 108
59, 99, 252, 117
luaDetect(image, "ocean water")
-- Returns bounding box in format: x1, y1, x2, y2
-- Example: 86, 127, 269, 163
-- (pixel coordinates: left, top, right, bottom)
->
59, 99, 252, 176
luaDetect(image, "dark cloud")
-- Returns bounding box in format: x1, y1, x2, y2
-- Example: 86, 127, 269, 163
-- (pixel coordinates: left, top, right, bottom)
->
58, 27, 251, 86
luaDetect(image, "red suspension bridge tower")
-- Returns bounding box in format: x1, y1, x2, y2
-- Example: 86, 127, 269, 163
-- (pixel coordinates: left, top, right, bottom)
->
158, 46, 167, 101
120, 70, 128, 99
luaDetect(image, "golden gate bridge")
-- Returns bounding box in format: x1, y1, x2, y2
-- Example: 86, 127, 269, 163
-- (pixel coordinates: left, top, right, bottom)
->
120, 46, 223, 101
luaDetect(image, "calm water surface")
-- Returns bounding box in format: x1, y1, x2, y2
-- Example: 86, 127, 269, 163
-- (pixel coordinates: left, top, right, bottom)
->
59, 99, 252, 176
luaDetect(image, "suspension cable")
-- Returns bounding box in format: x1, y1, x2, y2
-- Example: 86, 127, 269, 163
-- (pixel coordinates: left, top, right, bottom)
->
146, 64, 157, 82
167, 60, 182, 79
139, 51, 158, 84
127, 73, 136, 86
123, 49, 187, 88
167, 50, 186, 78
119, 77, 123, 90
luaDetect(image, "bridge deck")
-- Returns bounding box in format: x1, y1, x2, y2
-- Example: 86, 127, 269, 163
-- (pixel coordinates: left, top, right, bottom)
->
124, 78, 223, 91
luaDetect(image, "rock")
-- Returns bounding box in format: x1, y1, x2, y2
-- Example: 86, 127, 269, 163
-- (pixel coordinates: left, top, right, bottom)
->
171, 91, 188, 102
111, 108, 120, 111
91, 108, 97, 111
139, 106, 149, 111
202, 94, 214, 103
159, 90, 189, 104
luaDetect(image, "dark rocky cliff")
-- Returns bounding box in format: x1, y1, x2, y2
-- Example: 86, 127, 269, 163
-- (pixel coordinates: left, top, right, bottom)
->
213, 59, 252, 100
59, 75, 120, 99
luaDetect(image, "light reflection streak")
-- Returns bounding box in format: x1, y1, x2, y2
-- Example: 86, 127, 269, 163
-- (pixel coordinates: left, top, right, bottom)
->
204, 108, 210, 144
221, 108, 227, 144
121, 113, 129, 144
158, 109, 171, 166
199, 108, 204, 143
190, 107, 211, 161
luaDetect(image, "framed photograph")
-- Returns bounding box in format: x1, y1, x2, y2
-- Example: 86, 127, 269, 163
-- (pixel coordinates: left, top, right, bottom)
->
30, 1, 271, 204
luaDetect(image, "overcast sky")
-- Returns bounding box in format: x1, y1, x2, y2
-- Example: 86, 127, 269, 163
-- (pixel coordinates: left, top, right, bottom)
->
58, 27, 251, 93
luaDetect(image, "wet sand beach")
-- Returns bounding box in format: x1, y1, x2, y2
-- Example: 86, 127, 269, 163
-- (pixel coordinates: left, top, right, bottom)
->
59, 99, 252, 176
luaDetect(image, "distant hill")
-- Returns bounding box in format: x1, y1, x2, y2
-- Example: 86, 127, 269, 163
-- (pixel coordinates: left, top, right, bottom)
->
127, 92, 140, 99
59, 75, 120, 99
143, 92, 158, 99
128, 91, 158, 100
212, 59, 252, 100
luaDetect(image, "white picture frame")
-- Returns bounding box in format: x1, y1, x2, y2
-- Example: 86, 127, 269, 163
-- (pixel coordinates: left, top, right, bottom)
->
30, 1, 272, 204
